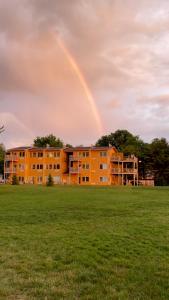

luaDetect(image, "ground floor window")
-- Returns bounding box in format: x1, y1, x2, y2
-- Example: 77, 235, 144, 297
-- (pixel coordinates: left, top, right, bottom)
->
53, 176, 61, 184
19, 176, 24, 183
37, 176, 43, 184
82, 176, 89, 182
100, 176, 108, 182
29, 176, 35, 184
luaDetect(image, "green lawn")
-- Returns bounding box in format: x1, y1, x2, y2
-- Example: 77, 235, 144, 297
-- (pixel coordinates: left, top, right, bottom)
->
0, 185, 169, 300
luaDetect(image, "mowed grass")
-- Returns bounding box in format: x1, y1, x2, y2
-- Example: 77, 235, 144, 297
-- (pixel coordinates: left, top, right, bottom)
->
0, 186, 169, 300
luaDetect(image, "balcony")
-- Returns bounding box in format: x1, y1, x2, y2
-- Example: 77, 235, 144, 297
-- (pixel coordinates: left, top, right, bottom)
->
111, 155, 137, 163
5, 155, 18, 162
111, 156, 122, 162
69, 167, 80, 174
69, 155, 81, 161
111, 168, 138, 174
4, 168, 17, 173
123, 157, 137, 162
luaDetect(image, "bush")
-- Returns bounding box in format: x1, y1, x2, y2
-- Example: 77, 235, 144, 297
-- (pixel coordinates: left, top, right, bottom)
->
46, 174, 54, 186
12, 174, 19, 185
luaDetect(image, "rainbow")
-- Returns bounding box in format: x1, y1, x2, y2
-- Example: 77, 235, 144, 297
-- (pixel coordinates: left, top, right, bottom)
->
56, 36, 103, 135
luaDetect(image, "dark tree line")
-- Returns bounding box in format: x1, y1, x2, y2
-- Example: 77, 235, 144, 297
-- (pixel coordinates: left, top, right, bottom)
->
96, 130, 169, 186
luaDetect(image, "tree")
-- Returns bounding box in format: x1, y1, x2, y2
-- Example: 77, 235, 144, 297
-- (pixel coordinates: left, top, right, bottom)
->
96, 130, 143, 154
148, 138, 169, 186
12, 174, 19, 185
0, 144, 5, 174
46, 174, 54, 186
65, 144, 73, 148
34, 134, 64, 148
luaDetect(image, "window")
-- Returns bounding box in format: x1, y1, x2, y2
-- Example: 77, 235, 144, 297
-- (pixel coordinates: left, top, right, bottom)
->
53, 176, 61, 184
46, 152, 53, 158
100, 163, 107, 170
38, 152, 43, 157
19, 151, 25, 157
83, 152, 89, 157
37, 176, 43, 183
32, 164, 36, 170
19, 176, 24, 183
82, 176, 89, 182
29, 176, 35, 184
37, 164, 43, 170
30, 152, 37, 158
54, 164, 60, 169
79, 151, 89, 157
100, 151, 107, 157
100, 176, 108, 182
49, 164, 52, 170
54, 152, 60, 158
19, 164, 24, 171
82, 163, 90, 169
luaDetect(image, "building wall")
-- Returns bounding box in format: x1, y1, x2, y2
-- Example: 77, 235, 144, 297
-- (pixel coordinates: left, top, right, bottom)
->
4, 147, 138, 186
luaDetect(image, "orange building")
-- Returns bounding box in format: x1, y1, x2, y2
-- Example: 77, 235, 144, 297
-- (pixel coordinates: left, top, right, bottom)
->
4, 146, 138, 186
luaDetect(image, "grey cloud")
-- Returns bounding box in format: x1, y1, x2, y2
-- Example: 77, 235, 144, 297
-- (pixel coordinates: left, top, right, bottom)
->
1, 0, 169, 147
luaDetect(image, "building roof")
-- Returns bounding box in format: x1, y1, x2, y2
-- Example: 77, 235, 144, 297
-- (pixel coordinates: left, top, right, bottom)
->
64, 146, 118, 152
6, 146, 62, 152
6, 146, 118, 152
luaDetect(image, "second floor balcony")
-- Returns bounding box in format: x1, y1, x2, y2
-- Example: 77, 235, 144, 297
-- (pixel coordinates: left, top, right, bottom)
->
5, 155, 18, 162
69, 167, 81, 174
111, 168, 138, 174
69, 155, 82, 161
4, 167, 17, 173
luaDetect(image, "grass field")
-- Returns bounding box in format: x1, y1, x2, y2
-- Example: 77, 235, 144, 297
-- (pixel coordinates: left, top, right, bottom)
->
0, 185, 169, 300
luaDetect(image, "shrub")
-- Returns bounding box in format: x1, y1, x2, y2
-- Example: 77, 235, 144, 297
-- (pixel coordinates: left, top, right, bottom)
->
46, 174, 54, 186
12, 174, 19, 185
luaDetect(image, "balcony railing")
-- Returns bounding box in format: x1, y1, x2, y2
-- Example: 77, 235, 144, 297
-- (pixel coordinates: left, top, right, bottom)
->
69, 167, 80, 174
111, 156, 122, 162
4, 168, 17, 173
5, 155, 18, 161
69, 155, 83, 161
111, 168, 137, 174
111, 156, 137, 162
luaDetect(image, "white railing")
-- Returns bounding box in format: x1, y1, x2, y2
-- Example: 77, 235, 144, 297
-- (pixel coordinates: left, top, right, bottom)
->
5, 155, 18, 161
69, 167, 79, 173
4, 168, 17, 173
69, 155, 80, 161
111, 168, 137, 174
111, 155, 137, 162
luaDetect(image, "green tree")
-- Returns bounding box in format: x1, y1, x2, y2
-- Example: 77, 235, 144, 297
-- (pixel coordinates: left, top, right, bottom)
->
46, 174, 54, 186
34, 134, 63, 148
12, 174, 19, 185
148, 138, 169, 186
96, 130, 144, 154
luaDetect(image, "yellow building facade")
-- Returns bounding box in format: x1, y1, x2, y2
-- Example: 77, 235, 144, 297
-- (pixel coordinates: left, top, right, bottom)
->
4, 146, 138, 186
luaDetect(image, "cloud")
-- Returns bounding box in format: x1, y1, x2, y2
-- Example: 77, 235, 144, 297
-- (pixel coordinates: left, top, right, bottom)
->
0, 0, 169, 147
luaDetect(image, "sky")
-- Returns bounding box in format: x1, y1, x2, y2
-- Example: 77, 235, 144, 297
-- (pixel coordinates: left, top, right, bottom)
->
0, 0, 169, 148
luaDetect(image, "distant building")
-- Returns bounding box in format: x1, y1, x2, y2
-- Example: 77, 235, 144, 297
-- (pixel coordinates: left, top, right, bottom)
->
4, 146, 138, 186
